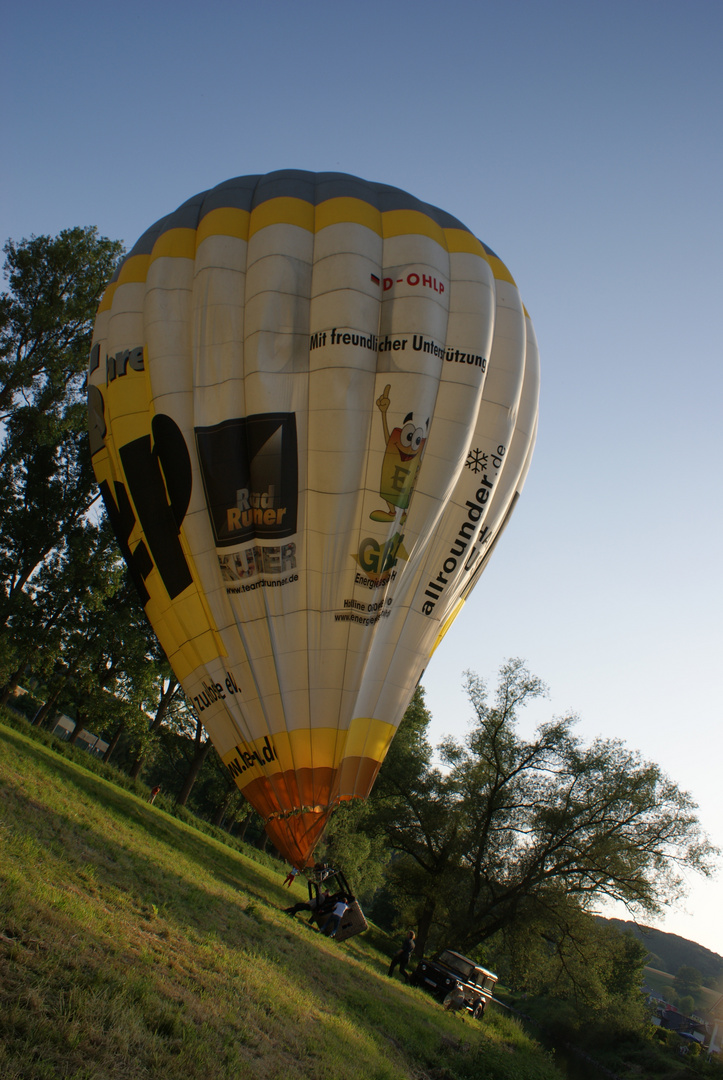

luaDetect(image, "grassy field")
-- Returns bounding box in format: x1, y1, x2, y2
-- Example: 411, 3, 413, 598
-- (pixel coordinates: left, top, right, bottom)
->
0, 714, 561, 1080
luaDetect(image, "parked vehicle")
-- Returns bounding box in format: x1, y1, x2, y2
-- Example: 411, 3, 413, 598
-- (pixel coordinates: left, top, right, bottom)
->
411, 949, 497, 1018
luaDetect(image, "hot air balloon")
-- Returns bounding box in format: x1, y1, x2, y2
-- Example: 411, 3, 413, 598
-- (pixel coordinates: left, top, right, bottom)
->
88, 170, 539, 868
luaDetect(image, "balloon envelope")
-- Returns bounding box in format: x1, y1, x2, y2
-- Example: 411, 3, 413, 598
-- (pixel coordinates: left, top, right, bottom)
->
88, 170, 539, 866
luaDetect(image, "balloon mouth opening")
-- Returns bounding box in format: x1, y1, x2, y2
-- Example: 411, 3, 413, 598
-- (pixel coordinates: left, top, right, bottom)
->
265, 803, 336, 822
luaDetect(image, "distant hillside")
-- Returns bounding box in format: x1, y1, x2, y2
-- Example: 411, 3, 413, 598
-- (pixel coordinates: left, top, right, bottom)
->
603, 918, 723, 988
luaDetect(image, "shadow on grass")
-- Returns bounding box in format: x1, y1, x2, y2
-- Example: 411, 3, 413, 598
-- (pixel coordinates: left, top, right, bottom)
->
1, 720, 283, 902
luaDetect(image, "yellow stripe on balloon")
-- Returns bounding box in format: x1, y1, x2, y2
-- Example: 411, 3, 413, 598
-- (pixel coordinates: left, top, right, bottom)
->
221, 716, 396, 777
150, 228, 197, 263
102, 203, 516, 304
196, 207, 251, 245
249, 197, 316, 237
444, 228, 486, 257
117, 253, 152, 285
381, 208, 447, 246
96, 282, 119, 314
485, 254, 517, 286
344, 715, 396, 762
315, 197, 383, 235
444, 228, 517, 284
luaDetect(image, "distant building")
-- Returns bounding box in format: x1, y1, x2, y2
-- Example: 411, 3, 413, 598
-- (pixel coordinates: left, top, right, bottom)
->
52, 715, 108, 757
654, 1007, 706, 1046
9, 685, 109, 757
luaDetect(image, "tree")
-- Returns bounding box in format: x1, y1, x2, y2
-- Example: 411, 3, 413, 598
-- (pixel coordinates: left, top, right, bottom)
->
674, 964, 703, 998
126, 666, 181, 777
175, 714, 213, 806
148, 693, 214, 807
368, 686, 455, 945
2, 517, 123, 705
52, 570, 159, 748
317, 799, 389, 901
0, 227, 122, 420
487, 901, 651, 1038
370, 660, 717, 958
0, 228, 123, 671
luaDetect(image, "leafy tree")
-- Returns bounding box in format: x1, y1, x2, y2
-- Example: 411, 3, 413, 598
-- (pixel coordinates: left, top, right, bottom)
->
488, 900, 650, 1032
126, 667, 182, 777
0, 227, 122, 419
175, 714, 212, 806
0, 226, 176, 767
0, 406, 99, 631
52, 571, 158, 747
317, 799, 389, 901
375, 685, 435, 796
366, 685, 445, 939
2, 517, 122, 706
0, 227, 123, 673
143, 692, 214, 807
370, 660, 717, 958
674, 964, 703, 998
196, 756, 249, 829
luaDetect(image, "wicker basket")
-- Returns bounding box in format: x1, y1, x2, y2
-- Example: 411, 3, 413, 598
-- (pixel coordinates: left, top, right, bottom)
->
333, 900, 368, 943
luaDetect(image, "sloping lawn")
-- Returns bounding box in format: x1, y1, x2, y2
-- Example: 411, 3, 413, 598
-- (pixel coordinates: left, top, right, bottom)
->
0, 715, 559, 1080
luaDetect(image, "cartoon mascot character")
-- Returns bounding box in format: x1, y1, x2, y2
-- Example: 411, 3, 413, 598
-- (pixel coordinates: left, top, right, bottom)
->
370, 384, 429, 523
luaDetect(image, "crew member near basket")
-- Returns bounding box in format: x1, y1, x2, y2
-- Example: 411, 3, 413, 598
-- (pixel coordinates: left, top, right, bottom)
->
387, 930, 416, 981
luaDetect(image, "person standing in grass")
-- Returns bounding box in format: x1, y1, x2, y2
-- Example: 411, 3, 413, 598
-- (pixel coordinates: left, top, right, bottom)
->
282, 866, 299, 887
387, 930, 416, 981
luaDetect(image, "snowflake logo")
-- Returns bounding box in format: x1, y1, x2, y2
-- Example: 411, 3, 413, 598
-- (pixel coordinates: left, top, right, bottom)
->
465, 448, 487, 474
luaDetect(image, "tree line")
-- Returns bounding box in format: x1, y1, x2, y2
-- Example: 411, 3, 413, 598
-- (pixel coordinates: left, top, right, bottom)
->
1, 226, 718, 1042
0, 227, 226, 812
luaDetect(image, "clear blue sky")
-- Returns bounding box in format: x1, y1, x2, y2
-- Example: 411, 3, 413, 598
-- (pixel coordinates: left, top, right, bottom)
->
4, 0, 722, 955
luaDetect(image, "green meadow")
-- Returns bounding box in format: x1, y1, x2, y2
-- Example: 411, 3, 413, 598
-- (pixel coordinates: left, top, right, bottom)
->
0, 714, 559, 1080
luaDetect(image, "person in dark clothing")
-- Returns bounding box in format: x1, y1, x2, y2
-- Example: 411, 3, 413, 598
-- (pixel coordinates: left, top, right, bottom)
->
388, 930, 416, 980
285, 889, 329, 919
